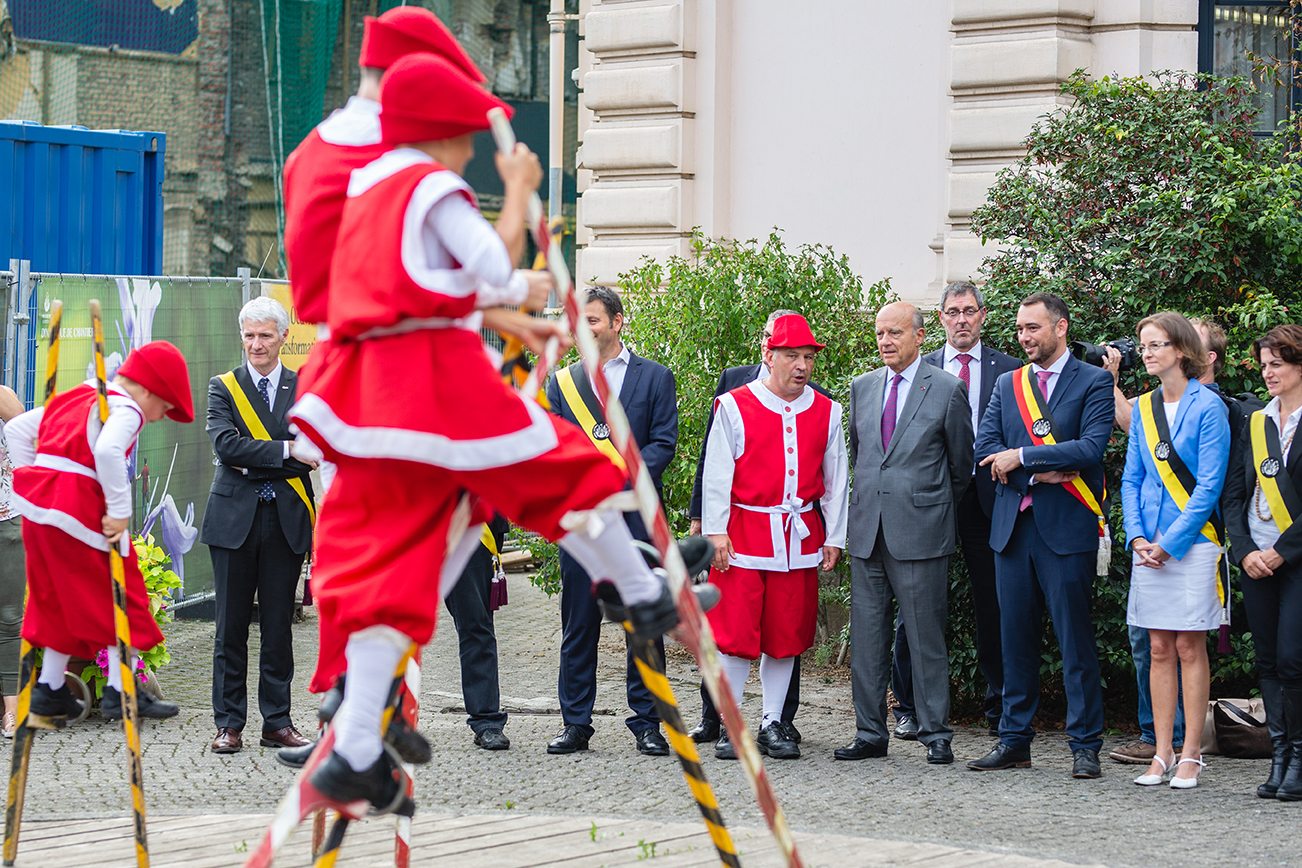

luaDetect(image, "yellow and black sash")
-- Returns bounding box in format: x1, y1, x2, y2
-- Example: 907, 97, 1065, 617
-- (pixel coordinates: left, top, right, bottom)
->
217, 371, 316, 525
1250, 410, 1301, 535
1138, 389, 1229, 612
556, 363, 626, 470
1011, 365, 1107, 524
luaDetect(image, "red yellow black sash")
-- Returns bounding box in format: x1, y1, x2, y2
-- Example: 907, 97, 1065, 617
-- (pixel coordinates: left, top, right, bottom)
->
556, 363, 626, 470
1011, 365, 1106, 525
1250, 410, 1300, 535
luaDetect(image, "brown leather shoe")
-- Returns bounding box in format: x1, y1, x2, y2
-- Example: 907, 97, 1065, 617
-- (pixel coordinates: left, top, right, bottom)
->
260, 725, 313, 749
211, 727, 243, 754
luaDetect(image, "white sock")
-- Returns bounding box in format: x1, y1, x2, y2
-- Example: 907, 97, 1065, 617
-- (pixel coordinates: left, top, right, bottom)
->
558, 510, 660, 605
719, 654, 753, 708
332, 626, 409, 772
38, 649, 70, 689
759, 654, 794, 727
106, 647, 124, 691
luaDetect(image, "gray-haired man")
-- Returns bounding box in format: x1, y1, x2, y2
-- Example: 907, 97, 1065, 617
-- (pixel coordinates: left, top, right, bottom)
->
202, 296, 317, 754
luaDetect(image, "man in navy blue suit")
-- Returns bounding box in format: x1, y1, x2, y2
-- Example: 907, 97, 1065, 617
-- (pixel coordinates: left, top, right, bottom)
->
968, 292, 1112, 779
544, 287, 678, 757
890, 282, 1021, 739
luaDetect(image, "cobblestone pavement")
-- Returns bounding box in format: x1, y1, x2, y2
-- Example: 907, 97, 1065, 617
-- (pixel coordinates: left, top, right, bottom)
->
18, 576, 1302, 868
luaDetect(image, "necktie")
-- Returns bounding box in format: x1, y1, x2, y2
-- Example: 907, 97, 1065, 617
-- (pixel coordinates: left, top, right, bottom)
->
955, 353, 972, 390
1019, 370, 1055, 511
881, 373, 903, 452
257, 377, 276, 501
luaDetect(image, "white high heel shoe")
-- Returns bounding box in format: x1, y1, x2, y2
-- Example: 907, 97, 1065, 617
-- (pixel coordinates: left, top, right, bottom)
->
1170, 757, 1206, 789
1134, 754, 1171, 786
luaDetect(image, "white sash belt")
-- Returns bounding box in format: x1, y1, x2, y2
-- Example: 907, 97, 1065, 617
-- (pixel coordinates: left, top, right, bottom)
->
357, 315, 478, 340
34, 454, 98, 481
735, 500, 814, 540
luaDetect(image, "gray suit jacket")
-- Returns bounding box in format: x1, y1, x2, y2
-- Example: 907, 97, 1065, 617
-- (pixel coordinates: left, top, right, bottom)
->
847, 361, 973, 561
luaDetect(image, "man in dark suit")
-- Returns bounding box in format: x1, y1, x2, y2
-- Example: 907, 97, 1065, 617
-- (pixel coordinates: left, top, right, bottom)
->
969, 292, 1112, 779
686, 309, 817, 744
834, 302, 972, 765
203, 297, 316, 755
544, 287, 678, 756
890, 282, 1020, 738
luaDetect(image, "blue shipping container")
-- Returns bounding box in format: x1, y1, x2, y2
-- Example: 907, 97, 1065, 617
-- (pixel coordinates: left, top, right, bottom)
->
0, 122, 165, 275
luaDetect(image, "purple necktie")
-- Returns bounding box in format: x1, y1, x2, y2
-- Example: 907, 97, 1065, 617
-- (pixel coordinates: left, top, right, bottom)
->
882, 373, 903, 452
956, 353, 972, 390
1019, 370, 1054, 511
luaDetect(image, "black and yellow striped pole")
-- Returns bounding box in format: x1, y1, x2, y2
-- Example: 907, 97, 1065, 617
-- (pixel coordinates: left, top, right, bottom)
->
628, 635, 740, 868
90, 299, 150, 868
3, 301, 62, 866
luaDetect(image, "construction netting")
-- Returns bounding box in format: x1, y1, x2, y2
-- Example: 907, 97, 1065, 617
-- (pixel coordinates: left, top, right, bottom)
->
0, 0, 577, 279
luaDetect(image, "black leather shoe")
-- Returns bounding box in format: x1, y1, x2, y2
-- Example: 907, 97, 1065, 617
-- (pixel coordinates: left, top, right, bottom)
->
967, 743, 1031, 771
597, 575, 720, 638
1072, 748, 1102, 779
386, 716, 432, 765
547, 724, 590, 754
688, 718, 720, 743
635, 727, 670, 756
892, 715, 919, 741
474, 728, 510, 751
714, 729, 737, 760
779, 721, 802, 744
275, 740, 315, 769
31, 682, 83, 719
758, 722, 800, 759
833, 737, 887, 760
927, 739, 954, 765
101, 686, 179, 720
309, 750, 414, 816
632, 537, 716, 577
318, 678, 345, 724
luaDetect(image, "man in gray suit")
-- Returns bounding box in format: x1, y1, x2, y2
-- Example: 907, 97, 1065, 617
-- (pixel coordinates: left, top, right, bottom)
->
834, 301, 973, 765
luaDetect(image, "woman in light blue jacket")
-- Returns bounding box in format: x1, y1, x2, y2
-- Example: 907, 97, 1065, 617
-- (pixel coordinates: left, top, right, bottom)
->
1122, 311, 1230, 790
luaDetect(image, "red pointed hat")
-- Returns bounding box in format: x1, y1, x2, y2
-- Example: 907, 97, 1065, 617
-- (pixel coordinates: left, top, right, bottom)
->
360, 6, 485, 82
117, 340, 194, 423
767, 314, 827, 351
380, 52, 512, 144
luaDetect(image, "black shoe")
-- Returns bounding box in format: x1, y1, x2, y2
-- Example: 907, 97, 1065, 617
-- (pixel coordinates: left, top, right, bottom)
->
1072, 748, 1102, 779
758, 722, 800, 759
101, 686, 178, 720
927, 739, 954, 765
474, 728, 510, 751
597, 576, 720, 639
688, 718, 720, 743
635, 727, 670, 756
632, 537, 716, 577
1259, 678, 1288, 798
547, 724, 590, 754
714, 729, 737, 760
892, 715, 919, 741
779, 720, 802, 744
30, 682, 83, 719
967, 743, 1031, 771
386, 716, 432, 765
318, 678, 345, 724
833, 737, 887, 761
1276, 685, 1302, 800
309, 750, 414, 816
275, 740, 317, 770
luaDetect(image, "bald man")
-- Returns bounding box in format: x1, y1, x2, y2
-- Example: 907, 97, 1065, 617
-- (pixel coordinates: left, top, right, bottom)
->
835, 302, 973, 765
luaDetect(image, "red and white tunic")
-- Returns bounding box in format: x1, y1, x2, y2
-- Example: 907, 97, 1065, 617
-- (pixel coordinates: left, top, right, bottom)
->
702, 381, 848, 567
8, 384, 164, 658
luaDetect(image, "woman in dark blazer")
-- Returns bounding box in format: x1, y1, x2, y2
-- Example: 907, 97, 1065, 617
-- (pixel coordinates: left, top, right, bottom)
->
1225, 323, 1302, 802
1122, 311, 1230, 789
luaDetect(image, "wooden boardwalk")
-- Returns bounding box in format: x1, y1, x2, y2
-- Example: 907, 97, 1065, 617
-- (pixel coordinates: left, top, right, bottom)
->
9, 812, 1102, 867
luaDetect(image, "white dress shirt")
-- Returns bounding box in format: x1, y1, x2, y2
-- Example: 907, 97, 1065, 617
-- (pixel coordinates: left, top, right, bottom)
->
1249, 396, 1302, 551
246, 360, 291, 460
944, 341, 983, 436
601, 346, 631, 403
881, 354, 923, 426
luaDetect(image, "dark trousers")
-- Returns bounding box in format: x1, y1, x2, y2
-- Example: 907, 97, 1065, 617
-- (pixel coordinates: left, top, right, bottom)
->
994, 507, 1103, 752
558, 550, 662, 736
210, 500, 305, 732
892, 485, 1003, 727
1242, 560, 1302, 686
443, 521, 507, 733
700, 654, 801, 725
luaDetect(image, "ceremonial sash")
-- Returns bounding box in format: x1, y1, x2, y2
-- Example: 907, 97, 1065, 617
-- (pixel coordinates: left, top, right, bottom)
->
1138, 389, 1229, 610
1011, 365, 1107, 524
556, 364, 626, 470
1250, 410, 1301, 535
217, 372, 316, 525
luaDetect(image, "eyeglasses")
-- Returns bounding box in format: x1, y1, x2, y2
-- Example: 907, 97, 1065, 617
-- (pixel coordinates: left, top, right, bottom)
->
1138, 341, 1174, 355
941, 307, 983, 319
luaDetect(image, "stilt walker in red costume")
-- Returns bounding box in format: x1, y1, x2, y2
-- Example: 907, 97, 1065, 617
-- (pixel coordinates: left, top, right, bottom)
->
6, 341, 195, 722
289, 53, 688, 809
701, 314, 848, 761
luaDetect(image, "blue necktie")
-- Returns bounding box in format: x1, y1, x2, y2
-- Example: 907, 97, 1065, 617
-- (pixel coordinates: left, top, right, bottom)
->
257, 377, 276, 501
